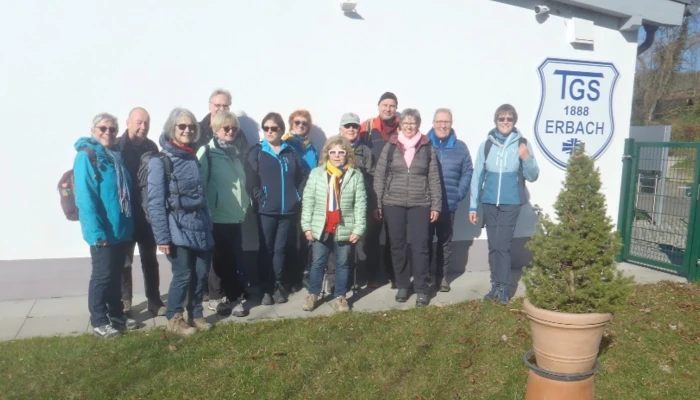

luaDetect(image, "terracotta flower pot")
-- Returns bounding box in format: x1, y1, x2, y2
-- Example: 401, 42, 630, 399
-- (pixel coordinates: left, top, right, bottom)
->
523, 298, 611, 374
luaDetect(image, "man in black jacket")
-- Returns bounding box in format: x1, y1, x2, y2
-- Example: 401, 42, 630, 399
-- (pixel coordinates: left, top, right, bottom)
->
116, 107, 165, 316
194, 88, 250, 154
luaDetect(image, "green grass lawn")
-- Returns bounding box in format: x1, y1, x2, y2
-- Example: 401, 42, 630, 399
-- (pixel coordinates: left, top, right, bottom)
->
1, 281, 699, 399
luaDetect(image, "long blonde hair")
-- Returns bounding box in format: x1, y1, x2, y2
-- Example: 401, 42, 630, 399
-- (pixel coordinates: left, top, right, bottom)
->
320, 135, 355, 167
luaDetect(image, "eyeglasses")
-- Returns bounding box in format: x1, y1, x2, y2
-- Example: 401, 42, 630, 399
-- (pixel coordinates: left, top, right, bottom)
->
96, 126, 117, 134
402, 122, 417, 126
263, 126, 280, 133
177, 124, 197, 131
434, 120, 452, 125
222, 126, 237, 133
343, 123, 360, 130
498, 117, 514, 123
294, 120, 309, 127
210, 102, 231, 110
329, 150, 347, 156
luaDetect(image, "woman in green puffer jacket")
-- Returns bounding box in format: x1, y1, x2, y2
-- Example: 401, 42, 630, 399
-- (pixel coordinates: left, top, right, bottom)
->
300, 135, 367, 312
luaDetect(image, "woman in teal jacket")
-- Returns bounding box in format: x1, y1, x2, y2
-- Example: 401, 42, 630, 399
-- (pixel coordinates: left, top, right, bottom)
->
469, 104, 539, 306
300, 135, 367, 312
197, 111, 251, 318
73, 112, 135, 339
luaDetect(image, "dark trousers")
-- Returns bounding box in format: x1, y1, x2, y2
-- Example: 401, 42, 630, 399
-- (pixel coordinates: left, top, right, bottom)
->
165, 246, 211, 320
428, 212, 456, 282
121, 231, 161, 304
355, 215, 394, 283
88, 242, 128, 327
285, 217, 310, 287
209, 223, 245, 301
482, 204, 521, 287
258, 214, 294, 295
383, 205, 430, 294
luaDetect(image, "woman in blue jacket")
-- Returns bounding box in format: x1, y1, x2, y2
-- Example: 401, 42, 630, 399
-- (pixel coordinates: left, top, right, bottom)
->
147, 107, 215, 336
247, 112, 305, 306
73, 112, 136, 339
469, 104, 539, 306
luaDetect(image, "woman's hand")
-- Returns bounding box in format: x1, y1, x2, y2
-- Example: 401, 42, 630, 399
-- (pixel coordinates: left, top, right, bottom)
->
373, 209, 382, 221
518, 143, 531, 161
158, 244, 171, 255
430, 211, 439, 223
304, 231, 315, 242
469, 212, 479, 225
349, 233, 360, 244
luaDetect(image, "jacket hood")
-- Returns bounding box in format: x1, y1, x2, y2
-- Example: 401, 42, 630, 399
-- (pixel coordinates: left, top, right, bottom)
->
487, 128, 522, 147
428, 129, 456, 148
74, 137, 104, 153
260, 138, 292, 154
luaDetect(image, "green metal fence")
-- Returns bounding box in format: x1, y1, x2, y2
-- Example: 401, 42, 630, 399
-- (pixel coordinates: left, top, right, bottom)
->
617, 139, 700, 281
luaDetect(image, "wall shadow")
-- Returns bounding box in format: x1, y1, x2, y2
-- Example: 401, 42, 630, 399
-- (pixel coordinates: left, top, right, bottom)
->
343, 11, 364, 20
237, 111, 260, 147
309, 125, 329, 154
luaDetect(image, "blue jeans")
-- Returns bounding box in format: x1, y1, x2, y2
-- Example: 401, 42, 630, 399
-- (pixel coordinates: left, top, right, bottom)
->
309, 234, 352, 298
166, 246, 211, 320
88, 242, 128, 327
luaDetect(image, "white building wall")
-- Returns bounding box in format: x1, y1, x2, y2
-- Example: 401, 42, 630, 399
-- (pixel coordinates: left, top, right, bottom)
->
0, 0, 639, 260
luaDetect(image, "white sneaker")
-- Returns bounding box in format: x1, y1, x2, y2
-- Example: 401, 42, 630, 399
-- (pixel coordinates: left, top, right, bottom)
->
93, 324, 121, 339
208, 297, 226, 312
231, 295, 248, 317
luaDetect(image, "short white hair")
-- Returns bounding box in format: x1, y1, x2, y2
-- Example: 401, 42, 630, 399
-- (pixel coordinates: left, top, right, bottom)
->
163, 108, 200, 143
92, 112, 118, 131
209, 88, 232, 104
433, 108, 453, 121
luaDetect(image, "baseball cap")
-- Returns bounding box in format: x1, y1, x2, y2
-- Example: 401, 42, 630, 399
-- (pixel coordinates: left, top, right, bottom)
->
339, 112, 361, 126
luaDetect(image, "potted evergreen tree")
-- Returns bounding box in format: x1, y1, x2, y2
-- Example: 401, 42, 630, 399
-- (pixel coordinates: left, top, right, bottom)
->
521, 144, 634, 375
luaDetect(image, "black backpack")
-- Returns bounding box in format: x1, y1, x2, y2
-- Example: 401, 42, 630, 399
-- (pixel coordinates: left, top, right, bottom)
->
136, 151, 174, 224
483, 137, 527, 176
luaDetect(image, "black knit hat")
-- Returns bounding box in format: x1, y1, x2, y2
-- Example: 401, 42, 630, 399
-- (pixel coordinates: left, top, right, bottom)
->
378, 91, 398, 105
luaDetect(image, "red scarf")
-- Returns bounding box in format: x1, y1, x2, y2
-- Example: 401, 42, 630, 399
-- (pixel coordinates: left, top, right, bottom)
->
169, 139, 195, 155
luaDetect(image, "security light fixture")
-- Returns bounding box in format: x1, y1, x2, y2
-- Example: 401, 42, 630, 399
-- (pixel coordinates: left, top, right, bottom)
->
341, 1, 357, 13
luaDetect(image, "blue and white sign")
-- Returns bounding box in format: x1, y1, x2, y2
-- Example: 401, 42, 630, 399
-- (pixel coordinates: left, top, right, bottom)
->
534, 58, 620, 169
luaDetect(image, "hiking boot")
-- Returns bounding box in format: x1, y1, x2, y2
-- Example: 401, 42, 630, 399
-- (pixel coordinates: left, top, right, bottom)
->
231, 295, 249, 317
496, 284, 511, 306
261, 293, 274, 306
122, 300, 132, 315
439, 278, 451, 293
189, 318, 213, 332
416, 293, 430, 307
111, 315, 138, 332
93, 324, 121, 339
302, 294, 318, 312
335, 296, 350, 312
395, 288, 410, 303
148, 301, 166, 316
483, 284, 498, 300
273, 286, 288, 304
166, 313, 197, 336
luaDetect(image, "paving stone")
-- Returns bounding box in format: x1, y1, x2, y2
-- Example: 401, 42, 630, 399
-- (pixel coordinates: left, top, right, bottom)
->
0, 299, 35, 319
17, 315, 90, 339
0, 318, 26, 340
30, 296, 89, 317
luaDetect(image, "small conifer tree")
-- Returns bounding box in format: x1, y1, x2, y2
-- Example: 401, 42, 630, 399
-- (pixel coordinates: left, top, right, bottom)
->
522, 144, 634, 314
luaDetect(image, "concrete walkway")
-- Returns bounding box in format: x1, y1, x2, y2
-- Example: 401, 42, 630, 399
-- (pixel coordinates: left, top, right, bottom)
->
0, 262, 686, 342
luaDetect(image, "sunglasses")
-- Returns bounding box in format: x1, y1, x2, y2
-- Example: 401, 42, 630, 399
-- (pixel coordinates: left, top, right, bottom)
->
498, 117, 514, 123
294, 120, 309, 127
222, 126, 237, 133
263, 126, 280, 133
343, 123, 360, 130
96, 126, 117, 134
329, 150, 347, 157
177, 124, 197, 131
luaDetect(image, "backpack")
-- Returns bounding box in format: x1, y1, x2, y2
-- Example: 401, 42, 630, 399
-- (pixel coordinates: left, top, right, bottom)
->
136, 151, 174, 224
58, 147, 100, 221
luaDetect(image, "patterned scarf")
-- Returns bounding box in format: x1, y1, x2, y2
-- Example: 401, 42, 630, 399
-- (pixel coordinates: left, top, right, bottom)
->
323, 161, 348, 234
216, 137, 240, 159
282, 132, 311, 152
105, 148, 132, 217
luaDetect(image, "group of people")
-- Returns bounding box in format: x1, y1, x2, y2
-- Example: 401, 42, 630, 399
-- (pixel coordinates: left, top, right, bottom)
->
69, 89, 539, 339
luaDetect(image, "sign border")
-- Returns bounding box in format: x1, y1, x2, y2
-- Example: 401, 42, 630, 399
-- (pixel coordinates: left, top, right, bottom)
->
533, 57, 620, 169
